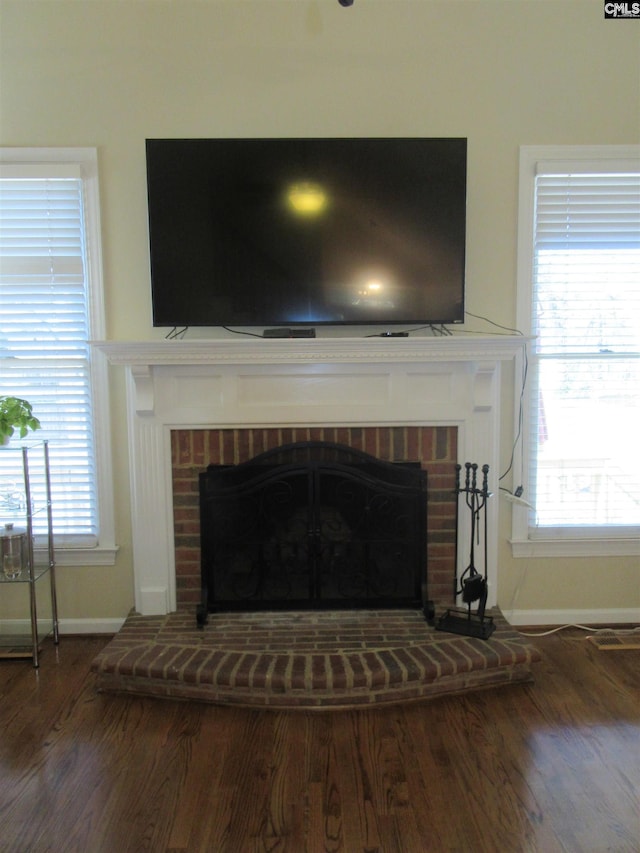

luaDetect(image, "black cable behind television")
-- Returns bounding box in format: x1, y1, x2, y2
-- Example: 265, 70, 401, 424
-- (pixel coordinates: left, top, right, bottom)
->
145, 137, 467, 329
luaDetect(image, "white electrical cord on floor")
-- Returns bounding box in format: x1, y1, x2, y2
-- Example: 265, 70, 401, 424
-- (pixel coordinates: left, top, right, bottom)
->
518, 624, 640, 638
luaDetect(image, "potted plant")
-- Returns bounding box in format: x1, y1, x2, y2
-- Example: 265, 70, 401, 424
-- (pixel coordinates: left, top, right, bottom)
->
0, 396, 42, 445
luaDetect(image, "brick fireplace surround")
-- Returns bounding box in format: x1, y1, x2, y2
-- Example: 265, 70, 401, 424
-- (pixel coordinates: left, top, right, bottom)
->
93, 337, 540, 708
171, 424, 458, 612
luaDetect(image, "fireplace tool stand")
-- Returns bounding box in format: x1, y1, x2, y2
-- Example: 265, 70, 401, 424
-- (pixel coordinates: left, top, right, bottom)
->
436, 462, 495, 640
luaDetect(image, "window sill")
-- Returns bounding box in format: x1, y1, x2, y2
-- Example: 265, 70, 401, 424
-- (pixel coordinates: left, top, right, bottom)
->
510, 537, 640, 558
34, 544, 119, 567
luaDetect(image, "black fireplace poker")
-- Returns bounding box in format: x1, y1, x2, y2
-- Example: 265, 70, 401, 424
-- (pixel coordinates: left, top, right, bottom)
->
436, 462, 496, 640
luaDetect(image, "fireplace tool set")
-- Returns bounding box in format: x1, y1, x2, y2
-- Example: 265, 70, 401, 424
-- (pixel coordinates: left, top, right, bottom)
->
436, 462, 496, 640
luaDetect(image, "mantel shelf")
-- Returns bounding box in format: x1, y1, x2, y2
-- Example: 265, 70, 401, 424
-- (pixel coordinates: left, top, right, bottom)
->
93, 335, 526, 367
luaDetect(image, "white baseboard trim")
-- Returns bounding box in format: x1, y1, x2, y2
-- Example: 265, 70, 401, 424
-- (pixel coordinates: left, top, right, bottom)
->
4, 611, 638, 636
59, 618, 126, 635
505, 608, 640, 627
0, 617, 126, 636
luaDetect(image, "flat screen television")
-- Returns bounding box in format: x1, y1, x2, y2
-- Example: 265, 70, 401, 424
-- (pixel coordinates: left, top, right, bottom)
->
145, 137, 467, 329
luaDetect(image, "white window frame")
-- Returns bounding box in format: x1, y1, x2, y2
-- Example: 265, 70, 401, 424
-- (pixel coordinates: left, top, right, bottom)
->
0, 147, 117, 566
511, 144, 640, 558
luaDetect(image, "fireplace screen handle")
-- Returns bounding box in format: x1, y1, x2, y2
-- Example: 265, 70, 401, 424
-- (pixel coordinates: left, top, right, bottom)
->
307, 526, 321, 550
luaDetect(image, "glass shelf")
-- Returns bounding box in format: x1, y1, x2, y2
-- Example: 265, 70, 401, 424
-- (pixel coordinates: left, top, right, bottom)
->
0, 562, 51, 585
0, 636, 43, 660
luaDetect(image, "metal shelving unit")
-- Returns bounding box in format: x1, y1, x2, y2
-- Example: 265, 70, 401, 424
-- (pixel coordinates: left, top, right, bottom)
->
0, 440, 59, 666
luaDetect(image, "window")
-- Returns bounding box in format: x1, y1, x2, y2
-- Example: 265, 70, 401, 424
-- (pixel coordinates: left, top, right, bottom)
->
513, 145, 640, 557
0, 149, 116, 565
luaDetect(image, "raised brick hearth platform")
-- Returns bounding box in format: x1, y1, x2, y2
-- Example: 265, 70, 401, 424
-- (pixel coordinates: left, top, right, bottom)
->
91, 609, 540, 710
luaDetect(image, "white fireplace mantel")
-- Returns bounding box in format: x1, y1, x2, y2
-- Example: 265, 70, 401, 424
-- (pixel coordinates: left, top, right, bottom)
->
96, 336, 525, 616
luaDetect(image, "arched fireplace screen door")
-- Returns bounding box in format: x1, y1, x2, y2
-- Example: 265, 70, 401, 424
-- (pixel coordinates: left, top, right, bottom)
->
197, 441, 431, 626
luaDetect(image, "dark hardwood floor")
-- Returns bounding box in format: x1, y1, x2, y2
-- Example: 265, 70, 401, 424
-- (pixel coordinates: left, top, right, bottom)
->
0, 629, 638, 852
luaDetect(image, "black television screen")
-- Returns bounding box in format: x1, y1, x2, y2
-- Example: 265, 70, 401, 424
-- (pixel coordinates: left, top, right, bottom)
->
145, 137, 467, 329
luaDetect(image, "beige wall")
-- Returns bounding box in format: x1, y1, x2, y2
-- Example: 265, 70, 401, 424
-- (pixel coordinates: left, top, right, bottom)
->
1, 0, 638, 622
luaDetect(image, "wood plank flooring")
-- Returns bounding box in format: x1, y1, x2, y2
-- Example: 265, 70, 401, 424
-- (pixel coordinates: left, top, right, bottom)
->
0, 630, 638, 852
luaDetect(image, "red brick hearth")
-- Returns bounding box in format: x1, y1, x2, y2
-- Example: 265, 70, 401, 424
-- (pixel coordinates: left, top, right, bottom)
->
91, 608, 541, 709
171, 425, 458, 612
92, 425, 541, 710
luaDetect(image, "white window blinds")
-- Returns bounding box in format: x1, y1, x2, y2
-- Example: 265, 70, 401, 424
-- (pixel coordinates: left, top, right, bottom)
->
530, 166, 640, 531
0, 169, 98, 545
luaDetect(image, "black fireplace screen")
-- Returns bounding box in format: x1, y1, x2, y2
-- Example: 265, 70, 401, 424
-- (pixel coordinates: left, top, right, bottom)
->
197, 442, 429, 625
